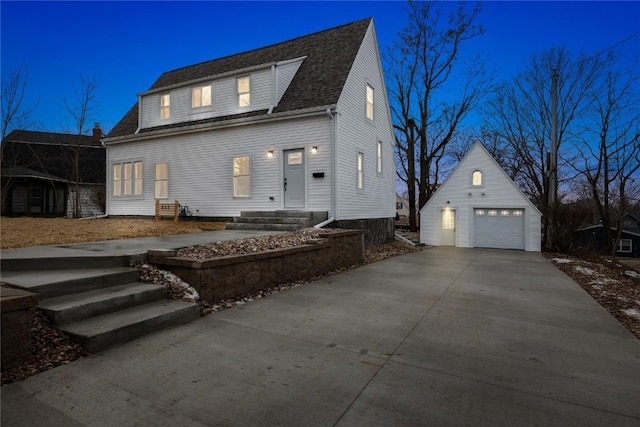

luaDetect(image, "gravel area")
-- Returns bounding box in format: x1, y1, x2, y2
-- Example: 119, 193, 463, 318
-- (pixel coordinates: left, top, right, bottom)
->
545, 252, 640, 339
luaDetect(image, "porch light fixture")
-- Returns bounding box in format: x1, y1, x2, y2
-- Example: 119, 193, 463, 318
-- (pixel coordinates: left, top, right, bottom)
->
267, 150, 274, 158
311, 146, 318, 153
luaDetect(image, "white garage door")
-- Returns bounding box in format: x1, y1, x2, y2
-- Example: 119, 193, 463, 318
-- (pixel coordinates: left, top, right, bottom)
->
473, 208, 525, 250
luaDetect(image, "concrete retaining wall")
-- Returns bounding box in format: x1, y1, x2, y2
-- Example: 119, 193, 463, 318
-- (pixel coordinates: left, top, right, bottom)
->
148, 229, 364, 302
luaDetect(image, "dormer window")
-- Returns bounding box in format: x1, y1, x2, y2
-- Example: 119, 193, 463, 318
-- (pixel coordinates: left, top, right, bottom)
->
192, 84, 212, 108
472, 170, 483, 186
366, 84, 374, 120
237, 76, 251, 107
160, 94, 170, 120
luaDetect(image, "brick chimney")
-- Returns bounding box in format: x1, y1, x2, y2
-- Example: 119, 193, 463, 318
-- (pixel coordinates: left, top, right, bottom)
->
92, 122, 102, 143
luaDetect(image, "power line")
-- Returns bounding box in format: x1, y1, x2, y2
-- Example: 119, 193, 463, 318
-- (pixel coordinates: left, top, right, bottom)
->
580, 30, 640, 64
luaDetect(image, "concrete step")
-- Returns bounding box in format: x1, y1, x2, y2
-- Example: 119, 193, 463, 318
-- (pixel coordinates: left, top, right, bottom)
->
39, 283, 168, 325
1, 255, 131, 271
225, 222, 302, 232
240, 210, 320, 218
58, 300, 200, 353
232, 216, 307, 225
1, 267, 140, 300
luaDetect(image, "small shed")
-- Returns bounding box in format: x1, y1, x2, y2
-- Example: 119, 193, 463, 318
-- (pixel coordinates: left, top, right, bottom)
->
420, 142, 541, 251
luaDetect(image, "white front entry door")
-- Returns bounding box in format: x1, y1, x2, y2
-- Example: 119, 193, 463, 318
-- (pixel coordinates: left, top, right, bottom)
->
283, 149, 305, 208
441, 209, 456, 246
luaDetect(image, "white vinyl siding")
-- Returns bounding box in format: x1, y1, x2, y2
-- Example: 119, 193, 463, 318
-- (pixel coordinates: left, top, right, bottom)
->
107, 116, 332, 217
334, 23, 395, 220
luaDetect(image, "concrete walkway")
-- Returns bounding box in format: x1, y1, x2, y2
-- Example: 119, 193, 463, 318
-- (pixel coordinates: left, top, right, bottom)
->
2, 247, 639, 426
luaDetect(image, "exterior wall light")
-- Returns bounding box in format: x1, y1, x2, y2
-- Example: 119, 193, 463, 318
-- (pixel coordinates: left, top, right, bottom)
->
311, 146, 318, 153
267, 150, 274, 158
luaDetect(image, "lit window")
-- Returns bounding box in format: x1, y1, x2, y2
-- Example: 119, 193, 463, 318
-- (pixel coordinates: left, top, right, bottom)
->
192, 85, 212, 108
357, 151, 364, 191
476, 210, 485, 216
366, 84, 374, 120
472, 170, 482, 186
615, 239, 632, 253
160, 94, 170, 120
442, 210, 455, 229
155, 163, 168, 199
113, 164, 122, 196
114, 161, 143, 197
501, 210, 510, 216
237, 76, 250, 107
377, 141, 382, 174
233, 156, 251, 197
513, 210, 523, 216
488, 210, 497, 216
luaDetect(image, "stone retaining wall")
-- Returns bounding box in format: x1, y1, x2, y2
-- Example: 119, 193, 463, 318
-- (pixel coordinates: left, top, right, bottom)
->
332, 217, 395, 246
148, 229, 364, 302
1, 288, 38, 371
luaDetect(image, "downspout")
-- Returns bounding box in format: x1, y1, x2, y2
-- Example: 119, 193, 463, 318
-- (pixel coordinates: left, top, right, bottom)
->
81, 138, 109, 219
135, 95, 142, 133
268, 64, 276, 114
328, 107, 338, 224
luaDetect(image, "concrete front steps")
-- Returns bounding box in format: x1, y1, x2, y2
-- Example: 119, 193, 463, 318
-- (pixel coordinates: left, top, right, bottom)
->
1, 255, 199, 353
226, 210, 329, 232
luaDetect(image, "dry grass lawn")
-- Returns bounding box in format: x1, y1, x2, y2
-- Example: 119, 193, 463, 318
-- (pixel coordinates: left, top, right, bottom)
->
1, 217, 229, 249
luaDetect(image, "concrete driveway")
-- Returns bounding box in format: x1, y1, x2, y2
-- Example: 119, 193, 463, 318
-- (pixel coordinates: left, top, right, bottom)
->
2, 248, 639, 426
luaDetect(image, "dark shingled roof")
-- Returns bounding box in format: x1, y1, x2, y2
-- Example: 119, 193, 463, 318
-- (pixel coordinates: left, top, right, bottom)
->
2, 130, 106, 183
108, 18, 372, 138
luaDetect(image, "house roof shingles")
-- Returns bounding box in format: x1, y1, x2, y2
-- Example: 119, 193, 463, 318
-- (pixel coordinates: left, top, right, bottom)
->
2, 130, 106, 184
108, 18, 372, 138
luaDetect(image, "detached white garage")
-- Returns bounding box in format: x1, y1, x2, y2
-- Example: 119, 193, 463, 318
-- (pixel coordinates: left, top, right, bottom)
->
420, 142, 541, 252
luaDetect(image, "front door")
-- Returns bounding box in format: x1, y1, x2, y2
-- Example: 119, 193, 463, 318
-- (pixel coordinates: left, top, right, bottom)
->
441, 208, 456, 246
283, 149, 305, 208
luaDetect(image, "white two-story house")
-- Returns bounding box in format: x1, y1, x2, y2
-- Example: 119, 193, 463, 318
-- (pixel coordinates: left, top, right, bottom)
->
103, 18, 396, 244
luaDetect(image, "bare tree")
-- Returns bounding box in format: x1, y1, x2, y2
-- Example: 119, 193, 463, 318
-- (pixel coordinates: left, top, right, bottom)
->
65, 75, 99, 218
573, 56, 640, 257
387, 0, 492, 231
484, 47, 606, 249
1, 66, 39, 150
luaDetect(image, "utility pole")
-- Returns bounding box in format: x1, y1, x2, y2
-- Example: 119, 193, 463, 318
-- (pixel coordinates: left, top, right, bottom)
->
546, 69, 559, 249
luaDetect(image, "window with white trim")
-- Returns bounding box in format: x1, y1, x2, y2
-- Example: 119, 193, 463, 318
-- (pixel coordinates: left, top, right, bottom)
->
488, 209, 497, 216
237, 76, 250, 107
155, 163, 168, 199
113, 161, 143, 197
476, 209, 485, 216
513, 210, 523, 216
160, 94, 170, 120
377, 141, 382, 174
357, 151, 364, 192
615, 239, 632, 253
192, 84, 212, 108
366, 84, 374, 120
233, 156, 251, 197
472, 170, 482, 186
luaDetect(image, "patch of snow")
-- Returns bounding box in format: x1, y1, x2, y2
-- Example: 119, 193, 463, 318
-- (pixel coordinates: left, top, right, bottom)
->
552, 258, 573, 264
624, 270, 640, 279
575, 266, 597, 276
621, 308, 640, 320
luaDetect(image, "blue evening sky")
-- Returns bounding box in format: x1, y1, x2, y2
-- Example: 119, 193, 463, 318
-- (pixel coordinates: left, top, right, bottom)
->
1, 1, 639, 134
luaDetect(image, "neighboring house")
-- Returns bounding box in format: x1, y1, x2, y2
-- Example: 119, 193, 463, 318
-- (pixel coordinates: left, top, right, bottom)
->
396, 194, 409, 219
420, 142, 542, 251
575, 212, 640, 257
103, 18, 396, 243
1, 125, 106, 217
